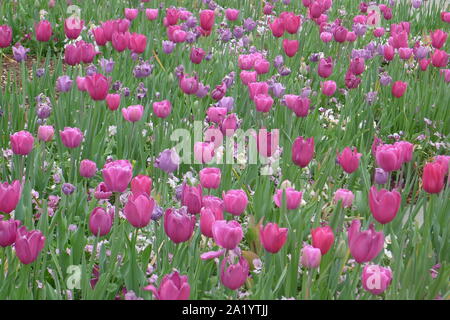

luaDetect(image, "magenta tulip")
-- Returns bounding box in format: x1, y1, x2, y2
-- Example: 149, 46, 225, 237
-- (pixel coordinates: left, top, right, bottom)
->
10, 130, 34, 155
260, 223, 288, 253
348, 220, 384, 263
14, 226, 45, 264
164, 207, 196, 243
89, 207, 113, 236
369, 186, 401, 224
102, 160, 133, 193
124, 193, 154, 228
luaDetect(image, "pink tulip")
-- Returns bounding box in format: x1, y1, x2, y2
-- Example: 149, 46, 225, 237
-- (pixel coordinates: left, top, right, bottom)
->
383, 45, 395, 61
179, 74, 199, 95
79, 159, 97, 178
164, 207, 196, 243
225, 8, 240, 21
375, 144, 403, 172
106, 93, 121, 111
348, 220, 384, 263
124, 8, 139, 20
223, 189, 248, 216
337, 147, 362, 174
194, 142, 215, 164
318, 57, 333, 78
361, 265, 392, 295
200, 206, 224, 238
254, 59, 270, 75
131, 175, 152, 196
190, 47, 205, 64
333, 26, 348, 42
102, 160, 133, 193
92, 27, 107, 46
0, 181, 21, 214
35, 20, 52, 42
199, 168, 221, 189
349, 57, 365, 75
206, 107, 227, 123
165, 8, 180, 26
240, 71, 257, 86
431, 49, 449, 68
301, 244, 321, 268
60, 127, 83, 148
64, 44, 81, 66
273, 188, 302, 210
89, 207, 113, 236
320, 31, 333, 42
333, 188, 354, 208
0, 217, 19, 247
37, 125, 54, 142
124, 193, 154, 228
254, 94, 274, 113
64, 17, 84, 39
146, 9, 159, 20
422, 162, 445, 194
321, 80, 336, 96
0, 25, 12, 48
199, 10, 215, 31
431, 29, 447, 49
220, 113, 239, 136
369, 186, 401, 224
260, 223, 288, 253
144, 271, 190, 300
14, 226, 45, 264
282, 12, 301, 34
94, 182, 112, 200
311, 226, 334, 255
220, 256, 249, 290
10, 130, 34, 155
292, 136, 314, 168
284, 94, 310, 117
394, 141, 414, 163
181, 183, 203, 214
76, 76, 87, 91
269, 18, 285, 37
212, 220, 243, 249
85, 73, 109, 101
282, 39, 299, 57
248, 81, 269, 100
122, 105, 144, 122
129, 33, 147, 54
111, 31, 129, 52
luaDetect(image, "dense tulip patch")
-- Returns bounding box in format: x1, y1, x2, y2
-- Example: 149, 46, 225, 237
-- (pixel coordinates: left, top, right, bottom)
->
0, 0, 448, 300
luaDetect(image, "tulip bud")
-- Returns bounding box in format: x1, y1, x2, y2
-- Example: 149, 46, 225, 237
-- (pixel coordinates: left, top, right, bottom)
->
164, 207, 196, 243
422, 162, 445, 194
333, 188, 354, 208
14, 226, 45, 264
361, 264, 392, 295
89, 207, 113, 236
102, 160, 133, 193
79, 159, 97, 178
311, 226, 334, 255
212, 220, 243, 249
273, 188, 302, 210
301, 244, 321, 268
124, 193, 155, 228
10, 130, 34, 155
292, 136, 314, 168
348, 220, 384, 263
260, 222, 288, 253
131, 175, 152, 196
223, 189, 248, 216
